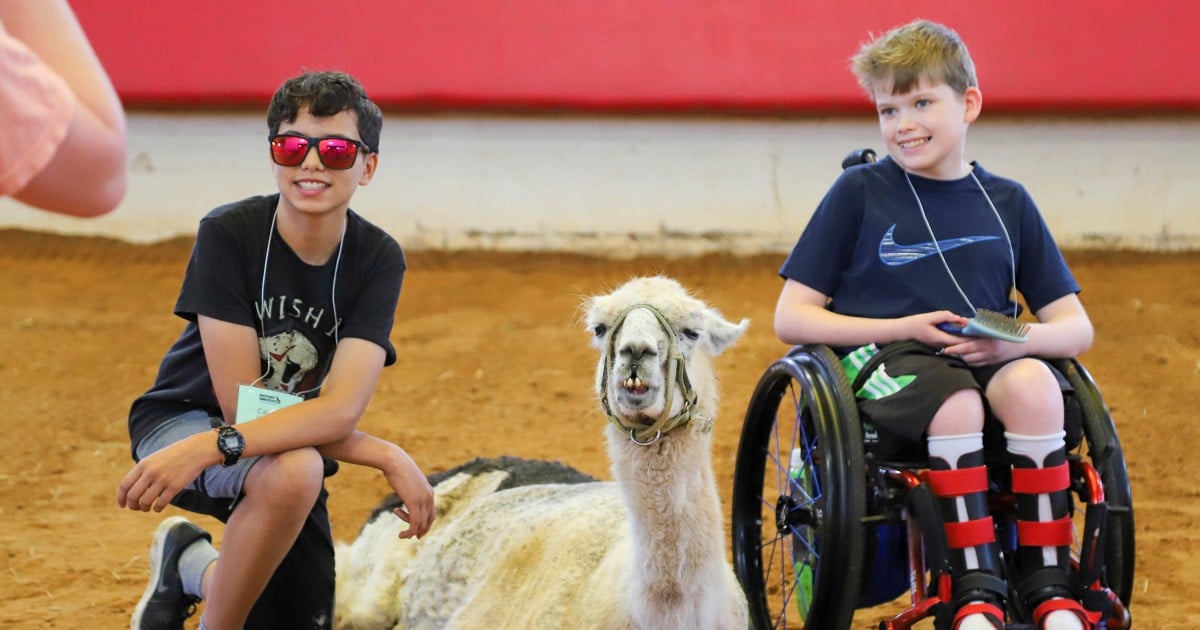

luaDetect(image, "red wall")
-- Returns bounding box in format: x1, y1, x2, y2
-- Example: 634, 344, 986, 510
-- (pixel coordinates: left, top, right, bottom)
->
72, 0, 1199, 114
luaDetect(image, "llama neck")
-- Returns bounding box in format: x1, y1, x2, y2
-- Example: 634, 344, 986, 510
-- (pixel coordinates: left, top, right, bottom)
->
608, 427, 727, 603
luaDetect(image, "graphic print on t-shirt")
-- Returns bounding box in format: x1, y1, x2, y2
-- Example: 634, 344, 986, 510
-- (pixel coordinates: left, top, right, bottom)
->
877, 224, 999, 267
259, 330, 320, 394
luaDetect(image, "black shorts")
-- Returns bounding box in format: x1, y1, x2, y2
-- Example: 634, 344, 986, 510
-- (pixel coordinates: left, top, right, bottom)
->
840, 341, 1078, 460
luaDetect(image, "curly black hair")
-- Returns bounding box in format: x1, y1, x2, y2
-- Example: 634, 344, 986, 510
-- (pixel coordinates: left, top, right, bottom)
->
266, 70, 382, 153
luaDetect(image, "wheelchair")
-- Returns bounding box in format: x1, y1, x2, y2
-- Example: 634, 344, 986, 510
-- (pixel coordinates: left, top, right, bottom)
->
729, 150, 1135, 630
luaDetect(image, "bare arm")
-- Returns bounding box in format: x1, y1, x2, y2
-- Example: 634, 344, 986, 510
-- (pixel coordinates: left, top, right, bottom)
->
1025, 293, 1093, 358
199, 317, 434, 535
194, 315, 386, 455
318, 432, 435, 538
1, 0, 127, 216
773, 278, 968, 348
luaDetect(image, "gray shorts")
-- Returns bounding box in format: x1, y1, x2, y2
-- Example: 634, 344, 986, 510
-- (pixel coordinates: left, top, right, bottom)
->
135, 410, 259, 509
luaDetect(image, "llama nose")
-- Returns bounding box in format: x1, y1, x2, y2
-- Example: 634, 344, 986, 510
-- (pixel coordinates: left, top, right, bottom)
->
620, 341, 657, 363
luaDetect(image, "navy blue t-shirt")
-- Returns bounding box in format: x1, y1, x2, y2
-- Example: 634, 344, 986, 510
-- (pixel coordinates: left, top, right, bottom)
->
780, 156, 1078, 320
128, 194, 405, 455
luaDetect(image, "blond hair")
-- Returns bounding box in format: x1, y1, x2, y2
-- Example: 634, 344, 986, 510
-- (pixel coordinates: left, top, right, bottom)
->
850, 20, 977, 98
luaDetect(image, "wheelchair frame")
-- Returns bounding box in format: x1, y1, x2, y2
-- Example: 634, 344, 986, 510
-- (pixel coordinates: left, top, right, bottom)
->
729, 344, 1135, 629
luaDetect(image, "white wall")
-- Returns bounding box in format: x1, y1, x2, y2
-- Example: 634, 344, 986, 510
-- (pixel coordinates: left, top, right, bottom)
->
3, 112, 1197, 256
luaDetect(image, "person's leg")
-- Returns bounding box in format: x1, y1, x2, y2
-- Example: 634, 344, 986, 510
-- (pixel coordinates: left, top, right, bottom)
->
131, 411, 223, 630
927, 390, 1007, 630
988, 359, 1090, 630
852, 345, 1006, 628
243, 488, 335, 629
199, 446, 326, 629
132, 515, 212, 630
190, 492, 333, 630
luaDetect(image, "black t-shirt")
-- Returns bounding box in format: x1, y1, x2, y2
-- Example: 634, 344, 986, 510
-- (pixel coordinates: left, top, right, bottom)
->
128, 194, 405, 455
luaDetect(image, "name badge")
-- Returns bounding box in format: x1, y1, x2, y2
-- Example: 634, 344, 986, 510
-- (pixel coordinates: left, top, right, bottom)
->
236, 384, 303, 423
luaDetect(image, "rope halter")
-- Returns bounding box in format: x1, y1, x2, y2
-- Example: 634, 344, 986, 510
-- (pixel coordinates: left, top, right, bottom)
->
597, 303, 712, 446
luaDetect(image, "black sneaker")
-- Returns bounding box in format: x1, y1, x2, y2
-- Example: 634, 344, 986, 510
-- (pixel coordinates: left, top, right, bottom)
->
131, 516, 211, 630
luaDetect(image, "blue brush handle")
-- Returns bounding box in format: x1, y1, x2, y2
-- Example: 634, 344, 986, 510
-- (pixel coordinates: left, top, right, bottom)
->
937, 322, 967, 336
937, 319, 1027, 343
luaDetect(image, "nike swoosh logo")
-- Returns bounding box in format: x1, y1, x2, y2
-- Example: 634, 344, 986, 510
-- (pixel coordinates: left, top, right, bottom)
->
878, 225, 999, 266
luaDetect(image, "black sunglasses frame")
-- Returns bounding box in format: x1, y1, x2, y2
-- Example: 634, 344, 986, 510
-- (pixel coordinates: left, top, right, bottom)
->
268, 133, 374, 170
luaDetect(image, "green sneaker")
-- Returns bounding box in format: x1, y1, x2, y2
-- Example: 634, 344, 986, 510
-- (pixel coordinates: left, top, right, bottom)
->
131, 516, 210, 630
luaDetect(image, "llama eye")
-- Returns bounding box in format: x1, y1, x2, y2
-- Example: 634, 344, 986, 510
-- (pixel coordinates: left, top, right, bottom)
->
681, 328, 699, 340
593, 323, 608, 338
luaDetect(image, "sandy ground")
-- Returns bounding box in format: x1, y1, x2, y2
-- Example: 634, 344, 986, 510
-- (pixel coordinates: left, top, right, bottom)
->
1, 229, 1197, 627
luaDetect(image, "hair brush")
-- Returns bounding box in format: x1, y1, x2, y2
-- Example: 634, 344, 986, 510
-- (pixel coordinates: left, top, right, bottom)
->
937, 308, 1030, 343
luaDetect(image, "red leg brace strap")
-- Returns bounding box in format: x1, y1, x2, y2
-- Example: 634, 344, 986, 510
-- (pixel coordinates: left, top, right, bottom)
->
954, 601, 1005, 630
945, 516, 997, 549
926, 465, 988, 497
1033, 596, 1101, 629
1017, 516, 1075, 547
1012, 463, 1073, 547
1011, 462, 1070, 495
927, 465, 996, 549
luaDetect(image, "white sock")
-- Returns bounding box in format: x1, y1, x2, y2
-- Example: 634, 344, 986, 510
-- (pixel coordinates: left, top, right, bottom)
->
1043, 605, 1085, 630
928, 432, 986, 468
958, 614, 1001, 630
1004, 430, 1065, 467
178, 538, 218, 599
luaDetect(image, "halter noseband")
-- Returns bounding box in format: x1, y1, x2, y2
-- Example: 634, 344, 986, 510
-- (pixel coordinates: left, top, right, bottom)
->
598, 303, 711, 446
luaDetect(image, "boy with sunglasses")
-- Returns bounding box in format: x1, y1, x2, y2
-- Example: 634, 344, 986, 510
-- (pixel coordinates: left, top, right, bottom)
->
774, 21, 1096, 630
118, 70, 435, 630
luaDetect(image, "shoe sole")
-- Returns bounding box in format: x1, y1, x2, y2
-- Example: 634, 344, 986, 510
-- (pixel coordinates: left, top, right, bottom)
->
131, 515, 190, 630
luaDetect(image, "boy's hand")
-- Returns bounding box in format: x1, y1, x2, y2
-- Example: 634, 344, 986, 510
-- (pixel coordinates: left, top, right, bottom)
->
904, 311, 972, 347
902, 311, 1026, 366
116, 431, 219, 512
942, 336, 1026, 367
382, 449, 435, 539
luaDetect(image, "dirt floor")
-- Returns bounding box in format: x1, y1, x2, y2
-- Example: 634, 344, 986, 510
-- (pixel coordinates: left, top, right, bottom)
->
1, 228, 1197, 628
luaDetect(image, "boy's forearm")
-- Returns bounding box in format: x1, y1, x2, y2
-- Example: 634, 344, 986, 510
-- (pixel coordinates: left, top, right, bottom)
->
317, 430, 403, 471
1025, 317, 1094, 359
777, 305, 905, 348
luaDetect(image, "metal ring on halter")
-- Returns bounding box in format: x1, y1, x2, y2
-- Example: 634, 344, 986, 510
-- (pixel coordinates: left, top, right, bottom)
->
629, 428, 662, 446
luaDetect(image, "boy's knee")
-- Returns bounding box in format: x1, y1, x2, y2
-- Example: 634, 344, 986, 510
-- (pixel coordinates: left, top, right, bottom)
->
987, 360, 1063, 429
991, 359, 1058, 395
929, 388, 985, 435
247, 447, 325, 501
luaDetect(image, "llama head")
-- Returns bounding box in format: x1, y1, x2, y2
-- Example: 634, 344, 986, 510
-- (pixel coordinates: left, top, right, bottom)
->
583, 276, 748, 443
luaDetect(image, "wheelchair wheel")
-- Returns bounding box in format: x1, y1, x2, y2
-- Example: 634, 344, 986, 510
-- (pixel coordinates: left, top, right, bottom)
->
1060, 359, 1136, 608
731, 345, 867, 629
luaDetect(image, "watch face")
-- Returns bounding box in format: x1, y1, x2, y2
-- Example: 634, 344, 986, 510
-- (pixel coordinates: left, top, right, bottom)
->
221, 435, 240, 450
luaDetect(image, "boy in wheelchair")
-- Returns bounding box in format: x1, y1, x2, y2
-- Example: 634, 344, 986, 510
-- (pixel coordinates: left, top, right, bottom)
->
774, 19, 1097, 630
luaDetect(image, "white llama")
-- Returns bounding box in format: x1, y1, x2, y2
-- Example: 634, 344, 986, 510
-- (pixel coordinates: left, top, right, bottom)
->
335, 276, 750, 629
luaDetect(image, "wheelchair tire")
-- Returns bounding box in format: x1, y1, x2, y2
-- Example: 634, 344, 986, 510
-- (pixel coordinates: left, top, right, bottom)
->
732, 345, 867, 629
1060, 359, 1136, 608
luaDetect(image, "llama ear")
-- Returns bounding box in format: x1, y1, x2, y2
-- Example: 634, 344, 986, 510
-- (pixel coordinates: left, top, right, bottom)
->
704, 312, 749, 355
